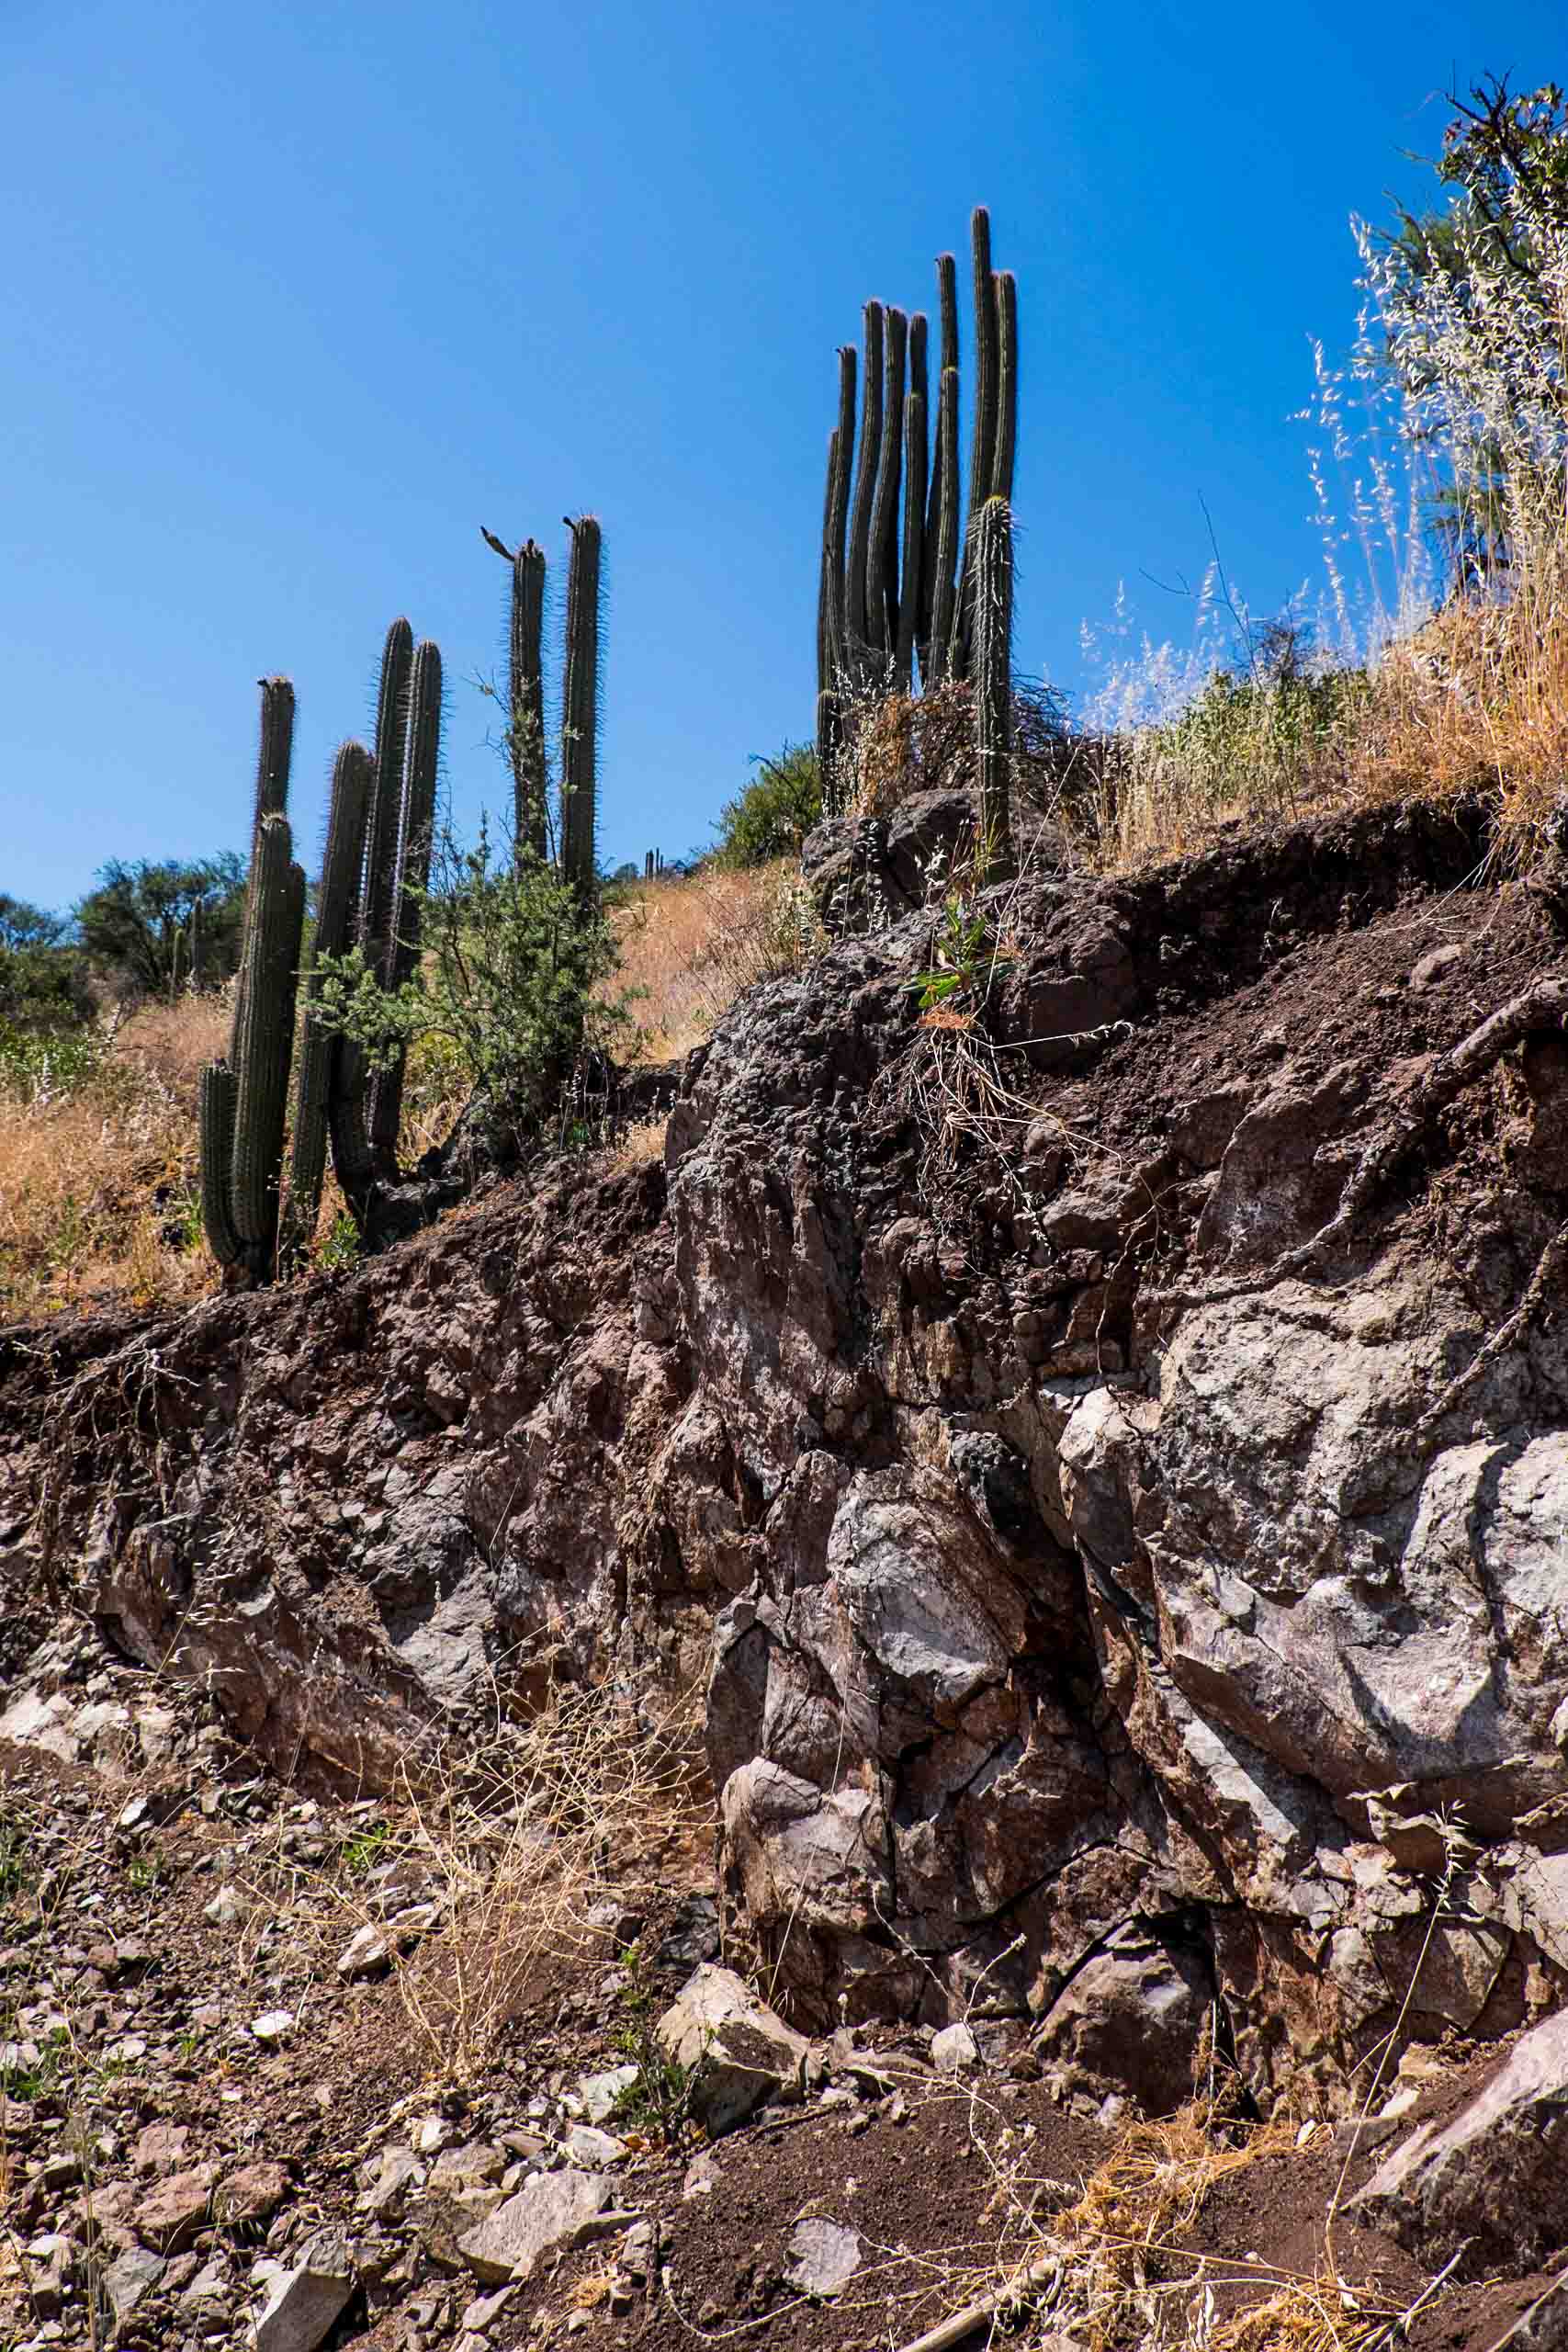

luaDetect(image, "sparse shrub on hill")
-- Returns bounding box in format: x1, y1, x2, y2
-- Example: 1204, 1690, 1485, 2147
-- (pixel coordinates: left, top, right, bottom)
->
711, 741, 822, 867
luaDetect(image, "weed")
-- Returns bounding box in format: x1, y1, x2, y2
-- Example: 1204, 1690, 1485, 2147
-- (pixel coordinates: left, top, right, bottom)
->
0, 1818, 27, 1906
609, 1941, 695, 2145
338, 1822, 390, 1878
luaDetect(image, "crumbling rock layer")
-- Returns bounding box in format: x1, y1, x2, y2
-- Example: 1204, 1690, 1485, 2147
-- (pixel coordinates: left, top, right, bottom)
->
6, 795, 1568, 2117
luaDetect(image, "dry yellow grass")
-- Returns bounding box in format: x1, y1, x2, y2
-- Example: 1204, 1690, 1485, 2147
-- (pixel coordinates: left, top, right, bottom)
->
609, 859, 824, 1064
0, 994, 231, 1319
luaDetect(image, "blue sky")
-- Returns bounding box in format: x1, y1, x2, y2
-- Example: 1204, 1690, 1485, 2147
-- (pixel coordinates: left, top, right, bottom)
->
4, 0, 1562, 910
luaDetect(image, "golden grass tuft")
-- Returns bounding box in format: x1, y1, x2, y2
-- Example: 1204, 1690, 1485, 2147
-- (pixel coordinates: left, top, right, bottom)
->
609, 859, 825, 1064
0, 993, 231, 1319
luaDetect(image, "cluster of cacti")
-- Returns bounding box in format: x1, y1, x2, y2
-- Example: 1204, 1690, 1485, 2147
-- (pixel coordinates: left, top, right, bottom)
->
816, 207, 1018, 807
199, 628, 446, 1282
484, 515, 604, 892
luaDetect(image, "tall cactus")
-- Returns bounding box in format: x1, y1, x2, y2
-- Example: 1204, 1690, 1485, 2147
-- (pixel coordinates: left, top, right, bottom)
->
973, 498, 1014, 870
845, 301, 884, 677
896, 314, 929, 692
828, 345, 855, 687
817, 425, 847, 805
230, 678, 297, 1072
230, 814, 306, 1272
281, 740, 372, 1261
992, 269, 1018, 503
510, 542, 548, 860
869, 307, 907, 664
369, 639, 442, 1171
560, 516, 603, 898
198, 1062, 243, 1269
952, 209, 1000, 677
364, 620, 413, 984
925, 367, 963, 689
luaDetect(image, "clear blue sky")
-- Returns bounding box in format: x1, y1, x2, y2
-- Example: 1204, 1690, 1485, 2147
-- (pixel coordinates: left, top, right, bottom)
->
4, 0, 1561, 910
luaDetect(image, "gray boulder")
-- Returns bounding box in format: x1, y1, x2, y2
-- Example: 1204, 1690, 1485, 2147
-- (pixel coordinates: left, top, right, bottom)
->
656, 1963, 809, 2133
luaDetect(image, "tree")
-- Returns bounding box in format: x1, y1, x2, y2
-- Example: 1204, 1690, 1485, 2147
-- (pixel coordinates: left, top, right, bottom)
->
0, 895, 64, 951
75, 855, 247, 1000
0, 893, 91, 1033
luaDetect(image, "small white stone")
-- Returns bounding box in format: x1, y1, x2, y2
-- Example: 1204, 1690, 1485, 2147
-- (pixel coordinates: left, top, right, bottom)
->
251, 2010, 295, 2046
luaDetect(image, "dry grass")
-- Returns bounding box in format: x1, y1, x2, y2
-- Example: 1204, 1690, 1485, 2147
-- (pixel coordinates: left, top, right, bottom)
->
321, 1673, 712, 2086
0, 993, 231, 1319
609, 860, 825, 1064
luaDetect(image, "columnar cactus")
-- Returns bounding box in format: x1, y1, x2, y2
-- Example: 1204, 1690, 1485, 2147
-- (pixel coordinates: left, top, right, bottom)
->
369, 639, 442, 1171
281, 739, 373, 1261
973, 498, 1015, 869
363, 620, 413, 982
815, 209, 1018, 728
229, 814, 307, 1273
895, 314, 929, 692
869, 307, 908, 662
560, 516, 603, 898
510, 542, 548, 860
845, 301, 884, 673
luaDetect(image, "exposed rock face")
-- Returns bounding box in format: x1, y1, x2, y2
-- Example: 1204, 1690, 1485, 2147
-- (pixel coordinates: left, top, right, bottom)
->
1353, 2011, 1568, 2274
6, 794, 1568, 2120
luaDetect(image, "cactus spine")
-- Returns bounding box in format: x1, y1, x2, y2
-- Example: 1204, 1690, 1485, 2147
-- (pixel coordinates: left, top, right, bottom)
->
560, 516, 603, 899
973, 498, 1014, 870
510, 542, 547, 860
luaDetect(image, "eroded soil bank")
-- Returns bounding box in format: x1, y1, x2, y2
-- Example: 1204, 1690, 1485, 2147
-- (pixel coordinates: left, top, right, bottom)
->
6, 795, 1568, 2342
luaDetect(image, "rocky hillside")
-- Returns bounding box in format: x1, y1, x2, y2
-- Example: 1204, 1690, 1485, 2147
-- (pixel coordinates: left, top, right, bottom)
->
6, 792, 1568, 2347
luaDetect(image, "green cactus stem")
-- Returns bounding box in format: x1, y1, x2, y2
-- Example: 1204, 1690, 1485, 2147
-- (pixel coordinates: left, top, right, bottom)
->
231, 677, 296, 1068
559, 517, 603, 899
924, 366, 962, 689
363, 618, 413, 987
992, 269, 1018, 501
369, 639, 442, 1170
817, 424, 843, 703
197, 1061, 243, 1268
510, 542, 547, 861
973, 497, 1014, 872
828, 344, 855, 686
896, 313, 929, 692
951, 209, 999, 679
230, 814, 306, 1273
845, 300, 884, 680
869, 306, 907, 664
283, 740, 372, 1261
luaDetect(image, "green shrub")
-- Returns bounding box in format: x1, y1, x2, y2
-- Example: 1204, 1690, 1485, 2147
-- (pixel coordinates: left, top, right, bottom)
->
313, 817, 628, 1150
712, 742, 823, 867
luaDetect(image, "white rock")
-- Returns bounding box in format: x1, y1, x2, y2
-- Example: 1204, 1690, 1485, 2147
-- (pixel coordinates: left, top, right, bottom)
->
456, 2171, 622, 2284
931, 2022, 978, 2074
336, 1926, 391, 1981
251, 2010, 295, 2046
656, 1963, 809, 2134
577, 2064, 638, 2124
254, 2232, 355, 2352
561, 2123, 628, 2168
784, 2217, 862, 2299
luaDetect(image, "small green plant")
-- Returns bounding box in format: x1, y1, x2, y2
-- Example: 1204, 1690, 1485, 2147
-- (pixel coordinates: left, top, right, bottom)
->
0, 2024, 66, 2103
0, 1815, 28, 1905
712, 742, 823, 868
610, 1942, 696, 2145
314, 1211, 362, 1273
339, 1821, 390, 1877
125, 1851, 165, 1894
904, 863, 1016, 1014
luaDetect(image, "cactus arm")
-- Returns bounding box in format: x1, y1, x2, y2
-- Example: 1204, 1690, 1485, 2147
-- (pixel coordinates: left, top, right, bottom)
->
924, 367, 962, 689
283, 740, 372, 1262
369, 639, 442, 1171
921, 257, 959, 676
973, 498, 1014, 872
510, 543, 548, 862
869, 307, 907, 666
363, 618, 414, 989
828, 345, 855, 686
951, 209, 998, 679
845, 300, 884, 684
230, 817, 305, 1276
817, 425, 842, 703
231, 676, 296, 1066
991, 270, 1018, 500
559, 517, 604, 899
197, 1060, 243, 1268
896, 314, 929, 692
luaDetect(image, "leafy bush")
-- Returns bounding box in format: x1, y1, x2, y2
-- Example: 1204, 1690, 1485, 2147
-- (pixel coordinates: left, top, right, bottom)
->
75, 855, 246, 1001
313, 818, 628, 1149
712, 742, 822, 867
